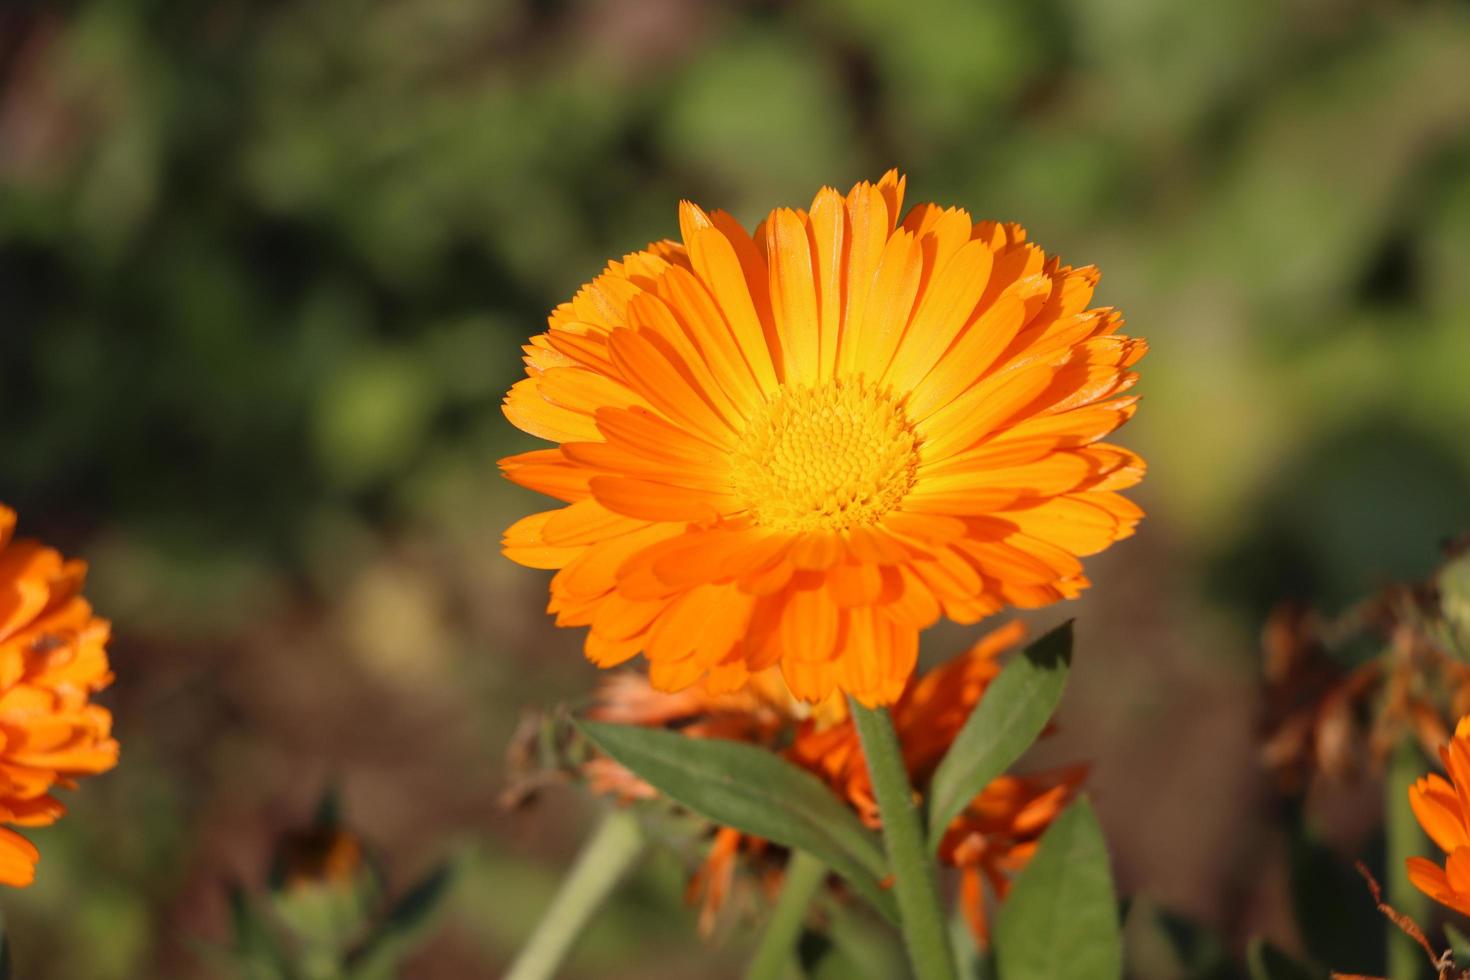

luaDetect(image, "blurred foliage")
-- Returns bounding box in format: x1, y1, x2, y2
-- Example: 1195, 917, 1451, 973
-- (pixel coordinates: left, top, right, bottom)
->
1245, 939, 1326, 980
2, 0, 1470, 976
1124, 900, 1237, 980
205, 789, 459, 980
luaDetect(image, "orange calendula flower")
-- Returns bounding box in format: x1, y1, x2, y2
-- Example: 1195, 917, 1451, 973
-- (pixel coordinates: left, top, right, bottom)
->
1407, 715, 1470, 917
502, 171, 1145, 705
0, 504, 119, 887
586, 621, 1083, 944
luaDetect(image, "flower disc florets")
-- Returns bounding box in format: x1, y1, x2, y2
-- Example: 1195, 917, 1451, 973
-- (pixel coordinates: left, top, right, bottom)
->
731, 378, 918, 533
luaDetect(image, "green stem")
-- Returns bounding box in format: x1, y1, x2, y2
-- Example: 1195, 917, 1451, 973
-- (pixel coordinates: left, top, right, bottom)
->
849, 698, 960, 980
1386, 737, 1430, 980
504, 807, 646, 980
743, 850, 828, 980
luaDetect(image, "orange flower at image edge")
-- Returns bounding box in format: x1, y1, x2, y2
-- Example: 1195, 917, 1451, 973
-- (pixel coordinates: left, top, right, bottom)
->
501, 171, 1145, 705
0, 504, 118, 886
1407, 716, 1470, 916
587, 622, 1084, 945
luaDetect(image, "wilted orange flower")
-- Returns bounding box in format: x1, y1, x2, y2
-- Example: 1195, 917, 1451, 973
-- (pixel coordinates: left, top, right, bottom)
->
1260, 603, 1383, 791
938, 770, 1083, 945
1260, 574, 1470, 798
502, 171, 1145, 705
1407, 715, 1470, 917
586, 621, 1083, 943
0, 504, 118, 887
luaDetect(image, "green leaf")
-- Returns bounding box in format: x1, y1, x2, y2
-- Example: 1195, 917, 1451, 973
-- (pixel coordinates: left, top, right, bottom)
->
226, 885, 297, 980
345, 859, 460, 978
804, 903, 909, 980
385, 862, 457, 934
1122, 898, 1232, 980
950, 909, 995, 980
994, 796, 1121, 980
576, 720, 898, 923
1445, 922, 1470, 964
1245, 938, 1328, 980
926, 622, 1072, 844
312, 782, 344, 830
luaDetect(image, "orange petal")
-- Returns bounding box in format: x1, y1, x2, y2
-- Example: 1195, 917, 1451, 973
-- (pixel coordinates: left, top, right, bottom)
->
588, 476, 728, 523
502, 511, 585, 570
1448, 846, 1470, 896
606, 328, 738, 447
807, 187, 847, 382
789, 532, 846, 571
0, 828, 38, 887
1407, 856, 1450, 901
682, 207, 780, 394
1410, 774, 1470, 855
846, 229, 922, 381
779, 586, 839, 663
916, 362, 1060, 462
835, 181, 895, 376
499, 448, 593, 502
503, 377, 602, 443
884, 237, 994, 393
653, 264, 764, 414
542, 500, 649, 548
766, 208, 821, 387
906, 276, 1047, 421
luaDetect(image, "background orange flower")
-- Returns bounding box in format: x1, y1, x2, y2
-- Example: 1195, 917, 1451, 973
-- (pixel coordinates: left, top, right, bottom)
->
0, 505, 119, 887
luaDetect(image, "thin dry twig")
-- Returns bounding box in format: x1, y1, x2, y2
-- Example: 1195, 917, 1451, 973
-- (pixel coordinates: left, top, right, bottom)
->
1356, 861, 1440, 965
1328, 862, 1464, 980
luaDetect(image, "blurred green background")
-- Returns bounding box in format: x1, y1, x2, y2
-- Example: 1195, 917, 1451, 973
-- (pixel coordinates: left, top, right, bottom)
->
2, 0, 1470, 976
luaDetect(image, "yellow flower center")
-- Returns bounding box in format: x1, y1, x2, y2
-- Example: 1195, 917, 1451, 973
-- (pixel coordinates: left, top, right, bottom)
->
731, 378, 920, 532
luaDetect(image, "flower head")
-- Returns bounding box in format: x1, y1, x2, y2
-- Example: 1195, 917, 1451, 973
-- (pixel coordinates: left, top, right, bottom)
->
503, 171, 1145, 705
1407, 715, 1470, 917
585, 621, 1083, 943
0, 504, 118, 887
